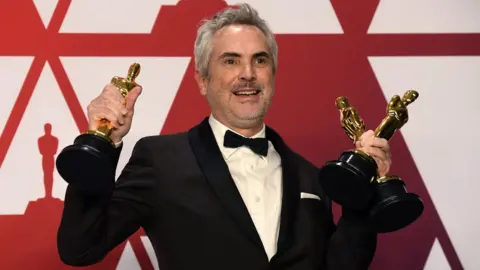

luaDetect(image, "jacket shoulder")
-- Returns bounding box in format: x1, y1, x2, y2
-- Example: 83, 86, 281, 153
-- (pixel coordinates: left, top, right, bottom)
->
137, 131, 188, 145
131, 131, 190, 159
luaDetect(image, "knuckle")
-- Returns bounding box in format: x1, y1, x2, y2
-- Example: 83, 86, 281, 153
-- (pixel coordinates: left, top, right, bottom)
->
88, 98, 101, 108
103, 85, 118, 97
89, 107, 100, 117
106, 83, 116, 90
114, 89, 124, 98
104, 95, 122, 107
102, 85, 112, 94
86, 105, 94, 116
116, 112, 125, 122
96, 108, 112, 120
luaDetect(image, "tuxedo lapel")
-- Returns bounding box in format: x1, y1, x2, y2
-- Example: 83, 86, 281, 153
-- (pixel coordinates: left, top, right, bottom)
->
266, 126, 300, 259
188, 118, 265, 253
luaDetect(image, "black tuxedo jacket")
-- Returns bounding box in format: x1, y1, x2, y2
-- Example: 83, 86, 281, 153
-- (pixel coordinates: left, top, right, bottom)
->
57, 117, 377, 270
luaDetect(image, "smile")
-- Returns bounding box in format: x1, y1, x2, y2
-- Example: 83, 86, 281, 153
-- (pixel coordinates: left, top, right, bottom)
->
233, 90, 261, 96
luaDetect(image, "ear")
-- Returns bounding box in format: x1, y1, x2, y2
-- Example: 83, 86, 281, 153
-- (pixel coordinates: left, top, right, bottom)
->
195, 70, 208, 96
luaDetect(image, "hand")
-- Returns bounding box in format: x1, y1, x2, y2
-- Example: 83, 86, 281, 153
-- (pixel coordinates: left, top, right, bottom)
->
355, 130, 392, 177
87, 84, 142, 143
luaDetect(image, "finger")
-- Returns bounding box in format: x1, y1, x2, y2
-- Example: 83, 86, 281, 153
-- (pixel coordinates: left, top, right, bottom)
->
125, 86, 142, 112
89, 107, 124, 129
365, 137, 390, 152
373, 157, 389, 177
91, 97, 127, 123
357, 129, 390, 152
93, 87, 124, 111
372, 156, 383, 170
99, 84, 126, 110
356, 130, 375, 146
102, 96, 128, 118
360, 148, 391, 176
358, 146, 388, 162
358, 130, 375, 141
102, 84, 127, 107
92, 111, 120, 129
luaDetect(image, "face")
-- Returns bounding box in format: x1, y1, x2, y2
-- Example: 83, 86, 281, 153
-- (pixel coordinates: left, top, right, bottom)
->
196, 24, 275, 131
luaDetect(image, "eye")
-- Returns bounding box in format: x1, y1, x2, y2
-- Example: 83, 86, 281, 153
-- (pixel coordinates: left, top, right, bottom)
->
224, 58, 237, 65
255, 57, 268, 65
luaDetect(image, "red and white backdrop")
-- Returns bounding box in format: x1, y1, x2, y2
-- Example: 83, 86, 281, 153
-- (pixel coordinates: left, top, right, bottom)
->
0, 0, 478, 269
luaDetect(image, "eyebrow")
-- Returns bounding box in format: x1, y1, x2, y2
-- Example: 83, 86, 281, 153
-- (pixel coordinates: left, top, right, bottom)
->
253, 51, 270, 58
218, 51, 271, 59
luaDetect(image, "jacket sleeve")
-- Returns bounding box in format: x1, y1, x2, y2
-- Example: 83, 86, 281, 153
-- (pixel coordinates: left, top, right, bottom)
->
57, 137, 157, 266
324, 206, 378, 270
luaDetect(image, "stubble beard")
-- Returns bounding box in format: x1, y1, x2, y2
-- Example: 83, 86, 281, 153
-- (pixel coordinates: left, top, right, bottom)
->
227, 97, 272, 129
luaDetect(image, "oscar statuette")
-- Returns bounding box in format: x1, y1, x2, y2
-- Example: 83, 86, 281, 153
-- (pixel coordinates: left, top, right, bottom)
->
55, 63, 142, 193
318, 96, 376, 209
318, 90, 424, 232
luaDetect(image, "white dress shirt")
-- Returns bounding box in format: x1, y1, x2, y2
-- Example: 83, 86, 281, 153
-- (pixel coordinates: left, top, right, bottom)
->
209, 115, 283, 260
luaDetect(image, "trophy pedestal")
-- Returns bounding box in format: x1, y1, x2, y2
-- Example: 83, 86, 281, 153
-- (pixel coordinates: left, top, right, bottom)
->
56, 133, 116, 194
369, 177, 424, 233
319, 150, 377, 210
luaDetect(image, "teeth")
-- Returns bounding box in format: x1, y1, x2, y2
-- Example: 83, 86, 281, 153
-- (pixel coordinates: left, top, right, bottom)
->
236, 91, 257, 95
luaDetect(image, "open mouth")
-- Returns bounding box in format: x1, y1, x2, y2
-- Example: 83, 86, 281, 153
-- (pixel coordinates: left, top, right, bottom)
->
233, 89, 261, 96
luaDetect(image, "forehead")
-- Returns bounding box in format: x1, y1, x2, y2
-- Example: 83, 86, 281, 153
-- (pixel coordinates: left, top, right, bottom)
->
211, 24, 269, 56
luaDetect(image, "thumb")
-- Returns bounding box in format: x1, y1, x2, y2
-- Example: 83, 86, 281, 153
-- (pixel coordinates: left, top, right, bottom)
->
125, 86, 142, 112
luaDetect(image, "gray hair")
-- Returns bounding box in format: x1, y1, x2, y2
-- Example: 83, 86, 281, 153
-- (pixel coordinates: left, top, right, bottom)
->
194, 3, 278, 78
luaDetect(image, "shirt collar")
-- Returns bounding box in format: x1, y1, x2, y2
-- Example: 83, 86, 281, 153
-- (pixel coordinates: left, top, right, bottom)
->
208, 114, 266, 160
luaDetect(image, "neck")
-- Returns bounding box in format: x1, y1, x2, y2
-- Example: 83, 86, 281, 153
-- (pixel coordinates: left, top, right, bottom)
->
231, 124, 263, 137
211, 113, 264, 138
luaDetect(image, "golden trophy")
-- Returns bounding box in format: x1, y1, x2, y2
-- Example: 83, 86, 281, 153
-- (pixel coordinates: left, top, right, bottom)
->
318, 90, 424, 233
56, 63, 142, 193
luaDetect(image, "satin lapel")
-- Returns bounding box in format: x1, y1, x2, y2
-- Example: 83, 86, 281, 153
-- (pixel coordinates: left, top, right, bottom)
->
188, 118, 265, 252
266, 126, 300, 259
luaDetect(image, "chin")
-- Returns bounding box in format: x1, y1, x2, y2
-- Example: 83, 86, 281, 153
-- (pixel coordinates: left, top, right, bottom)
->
237, 112, 265, 122
229, 118, 263, 130
237, 106, 265, 116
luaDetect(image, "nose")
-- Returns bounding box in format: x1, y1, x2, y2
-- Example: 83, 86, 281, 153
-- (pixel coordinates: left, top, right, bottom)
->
239, 63, 256, 81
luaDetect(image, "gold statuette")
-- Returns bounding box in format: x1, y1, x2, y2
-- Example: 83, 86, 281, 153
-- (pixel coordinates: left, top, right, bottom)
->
87, 63, 142, 144
374, 90, 419, 141
336, 96, 366, 143
319, 90, 424, 233
55, 62, 143, 194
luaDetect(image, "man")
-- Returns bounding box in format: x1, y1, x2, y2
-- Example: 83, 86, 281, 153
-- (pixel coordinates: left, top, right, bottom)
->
57, 3, 392, 270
